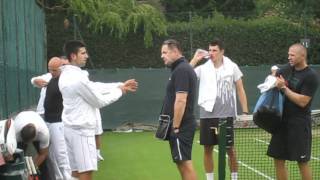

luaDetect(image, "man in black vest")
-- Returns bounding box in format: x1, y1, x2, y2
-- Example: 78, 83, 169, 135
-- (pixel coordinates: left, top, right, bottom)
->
44, 57, 72, 180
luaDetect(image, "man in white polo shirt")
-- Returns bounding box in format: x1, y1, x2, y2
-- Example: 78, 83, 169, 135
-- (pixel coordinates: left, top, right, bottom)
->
59, 40, 138, 180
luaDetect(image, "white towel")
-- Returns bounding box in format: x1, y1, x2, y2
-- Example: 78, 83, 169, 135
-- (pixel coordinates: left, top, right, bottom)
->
196, 59, 217, 112
257, 75, 277, 93
195, 56, 235, 112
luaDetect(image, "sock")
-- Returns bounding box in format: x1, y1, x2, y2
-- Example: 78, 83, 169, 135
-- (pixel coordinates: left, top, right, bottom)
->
206, 173, 214, 180
231, 172, 238, 180
97, 149, 104, 161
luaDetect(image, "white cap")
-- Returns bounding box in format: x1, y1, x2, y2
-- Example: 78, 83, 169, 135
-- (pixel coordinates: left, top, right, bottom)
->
271, 65, 279, 71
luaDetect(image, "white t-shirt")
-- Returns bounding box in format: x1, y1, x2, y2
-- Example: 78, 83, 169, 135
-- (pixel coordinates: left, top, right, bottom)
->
14, 111, 50, 149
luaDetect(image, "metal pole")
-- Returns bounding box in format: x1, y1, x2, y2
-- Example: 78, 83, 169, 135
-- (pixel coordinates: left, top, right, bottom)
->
218, 119, 227, 180
73, 15, 77, 40
189, 11, 193, 58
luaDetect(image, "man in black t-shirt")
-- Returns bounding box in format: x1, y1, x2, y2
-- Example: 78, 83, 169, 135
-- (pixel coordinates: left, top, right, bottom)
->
160, 39, 198, 180
267, 43, 319, 180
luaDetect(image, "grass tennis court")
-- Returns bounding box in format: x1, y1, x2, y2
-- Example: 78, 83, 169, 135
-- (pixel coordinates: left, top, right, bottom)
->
94, 127, 320, 180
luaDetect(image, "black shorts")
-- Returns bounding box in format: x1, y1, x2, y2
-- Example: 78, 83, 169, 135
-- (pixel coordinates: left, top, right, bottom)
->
200, 117, 234, 148
267, 116, 312, 162
169, 127, 196, 163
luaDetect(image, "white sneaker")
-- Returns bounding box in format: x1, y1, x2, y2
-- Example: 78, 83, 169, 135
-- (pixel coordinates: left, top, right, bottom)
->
97, 153, 104, 161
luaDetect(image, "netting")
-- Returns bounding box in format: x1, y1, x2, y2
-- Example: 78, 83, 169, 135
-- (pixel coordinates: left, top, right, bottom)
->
112, 112, 320, 179
219, 112, 320, 180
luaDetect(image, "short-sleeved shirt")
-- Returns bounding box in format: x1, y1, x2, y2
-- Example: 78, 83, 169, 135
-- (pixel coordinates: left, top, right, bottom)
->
200, 59, 243, 118
278, 65, 319, 121
161, 57, 197, 130
14, 111, 50, 149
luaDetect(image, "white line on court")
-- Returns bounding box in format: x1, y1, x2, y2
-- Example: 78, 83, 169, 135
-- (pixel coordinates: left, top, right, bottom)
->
213, 148, 274, 179
238, 160, 275, 180
255, 138, 269, 145
255, 139, 320, 161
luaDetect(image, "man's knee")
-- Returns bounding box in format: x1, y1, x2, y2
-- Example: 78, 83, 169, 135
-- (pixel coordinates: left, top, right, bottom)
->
204, 145, 213, 154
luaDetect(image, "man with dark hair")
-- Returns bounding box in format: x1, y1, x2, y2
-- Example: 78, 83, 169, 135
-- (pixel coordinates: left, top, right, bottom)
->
14, 111, 50, 179
160, 39, 198, 180
190, 38, 248, 180
59, 40, 138, 180
268, 43, 319, 180
20, 124, 36, 142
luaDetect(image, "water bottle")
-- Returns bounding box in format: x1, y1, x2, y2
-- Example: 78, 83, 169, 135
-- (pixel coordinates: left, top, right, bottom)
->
196, 49, 210, 59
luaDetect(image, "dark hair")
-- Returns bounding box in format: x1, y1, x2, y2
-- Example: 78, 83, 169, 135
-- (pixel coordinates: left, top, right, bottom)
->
21, 124, 36, 143
63, 40, 86, 61
209, 38, 225, 50
162, 39, 183, 53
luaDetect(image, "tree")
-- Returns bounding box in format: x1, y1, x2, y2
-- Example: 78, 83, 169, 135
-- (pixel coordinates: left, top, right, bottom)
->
42, 0, 167, 47
216, 0, 256, 18
269, 0, 320, 20
160, 0, 216, 21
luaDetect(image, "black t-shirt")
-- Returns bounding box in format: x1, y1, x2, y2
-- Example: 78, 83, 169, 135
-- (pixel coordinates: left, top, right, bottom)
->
161, 57, 197, 129
278, 64, 319, 119
44, 76, 63, 123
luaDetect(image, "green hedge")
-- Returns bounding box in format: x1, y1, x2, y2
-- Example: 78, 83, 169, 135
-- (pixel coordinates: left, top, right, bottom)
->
46, 12, 320, 68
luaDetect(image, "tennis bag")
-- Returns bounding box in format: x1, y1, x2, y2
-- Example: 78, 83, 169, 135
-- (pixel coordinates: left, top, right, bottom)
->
155, 115, 171, 140
253, 88, 284, 134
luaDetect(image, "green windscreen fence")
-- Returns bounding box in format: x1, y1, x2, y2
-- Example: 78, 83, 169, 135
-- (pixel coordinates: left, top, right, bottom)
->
88, 65, 320, 130
0, 0, 46, 119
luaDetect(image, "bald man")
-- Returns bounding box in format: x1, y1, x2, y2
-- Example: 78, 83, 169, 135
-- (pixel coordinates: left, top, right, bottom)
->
267, 43, 319, 180
31, 57, 71, 180
31, 57, 68, 116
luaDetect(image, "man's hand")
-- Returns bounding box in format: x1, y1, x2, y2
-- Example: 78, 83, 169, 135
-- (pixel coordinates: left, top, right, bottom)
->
276, 75, 286, 89
190, 49, 208, 67
119, 79, 138, 94
34, 79, 48, 87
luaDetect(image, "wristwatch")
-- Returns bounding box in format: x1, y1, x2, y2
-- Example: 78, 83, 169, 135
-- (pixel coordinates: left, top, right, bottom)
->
173, 127, 179, 133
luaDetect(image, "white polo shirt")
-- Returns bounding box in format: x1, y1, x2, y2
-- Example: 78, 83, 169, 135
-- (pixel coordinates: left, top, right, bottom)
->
59, 65, 123, 136
14, 111, 50, 149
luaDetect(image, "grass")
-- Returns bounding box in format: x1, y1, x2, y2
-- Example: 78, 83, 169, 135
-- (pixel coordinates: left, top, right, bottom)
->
94, 127, 320, 180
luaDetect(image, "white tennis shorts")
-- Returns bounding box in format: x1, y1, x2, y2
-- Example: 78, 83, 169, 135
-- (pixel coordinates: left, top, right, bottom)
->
64, 127, 97, 173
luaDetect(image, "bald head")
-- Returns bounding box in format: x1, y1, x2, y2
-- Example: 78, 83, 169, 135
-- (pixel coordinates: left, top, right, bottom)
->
48, 57, 67, 78
288, 43, 308, 69
289, 43, 307, 58
48, 57, 63, 68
